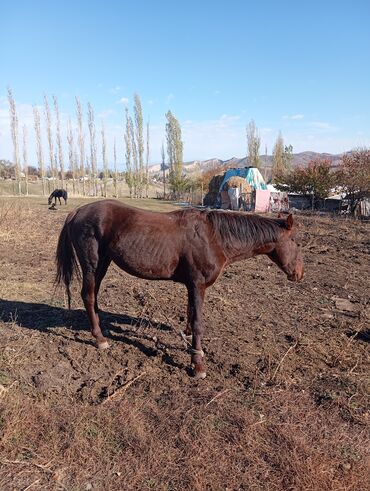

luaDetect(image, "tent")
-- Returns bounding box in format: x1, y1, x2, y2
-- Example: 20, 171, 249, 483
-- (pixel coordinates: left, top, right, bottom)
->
218, 167, 267, 193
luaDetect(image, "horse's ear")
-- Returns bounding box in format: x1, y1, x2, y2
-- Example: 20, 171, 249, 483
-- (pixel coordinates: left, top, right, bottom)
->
286, 214, 294, 230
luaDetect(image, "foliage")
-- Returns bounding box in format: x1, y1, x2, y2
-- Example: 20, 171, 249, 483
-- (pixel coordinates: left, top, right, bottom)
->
272, 132, 285, 179
0, 160, 15, 179
275, 158, 334, 207
124, 107, 134, 197
283, 144, 293, 171
134, 93, 144, 197
272, 135, 293, 181
165, 110, 185, 193
246, 119, 261, 168
336, 148, 370, 213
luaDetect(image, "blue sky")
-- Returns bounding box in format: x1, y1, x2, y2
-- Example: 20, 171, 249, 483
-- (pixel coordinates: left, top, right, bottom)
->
1, 0, 370, 166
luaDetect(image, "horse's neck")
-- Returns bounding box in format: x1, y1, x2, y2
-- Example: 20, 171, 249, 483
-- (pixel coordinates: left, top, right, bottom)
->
213, 214, 276, 264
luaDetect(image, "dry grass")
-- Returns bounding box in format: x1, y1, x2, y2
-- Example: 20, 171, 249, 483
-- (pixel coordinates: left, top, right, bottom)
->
0, 197, 369, 490
0, 388, 368, 490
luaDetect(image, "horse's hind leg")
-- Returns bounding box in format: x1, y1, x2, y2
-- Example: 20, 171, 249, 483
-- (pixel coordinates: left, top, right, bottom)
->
81, 271, 109, 349
94, 256, 111, 313
94, 256, 111, 337
77, 239, 109, 349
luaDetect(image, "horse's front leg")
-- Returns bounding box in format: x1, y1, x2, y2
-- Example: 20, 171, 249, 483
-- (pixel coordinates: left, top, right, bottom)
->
183, 303, 192, 336
187, 282, 206, 379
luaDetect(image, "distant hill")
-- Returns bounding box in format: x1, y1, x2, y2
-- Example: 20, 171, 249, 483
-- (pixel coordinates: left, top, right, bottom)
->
149, 151, 346, 177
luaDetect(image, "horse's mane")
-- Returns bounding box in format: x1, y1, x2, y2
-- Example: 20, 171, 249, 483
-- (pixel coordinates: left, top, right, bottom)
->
206, 210, 286, 250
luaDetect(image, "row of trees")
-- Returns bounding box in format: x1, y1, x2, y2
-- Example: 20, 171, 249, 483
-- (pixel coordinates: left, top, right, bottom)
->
6, 87, 188, 198
7, 87, 128, 197
246, 120, 293, 178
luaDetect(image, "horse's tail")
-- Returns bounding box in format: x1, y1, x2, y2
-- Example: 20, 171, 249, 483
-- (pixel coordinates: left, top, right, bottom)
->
55, 210, 79, 309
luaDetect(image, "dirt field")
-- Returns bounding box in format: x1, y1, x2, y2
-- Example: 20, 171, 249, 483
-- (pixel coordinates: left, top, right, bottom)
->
0, 197, 369, 491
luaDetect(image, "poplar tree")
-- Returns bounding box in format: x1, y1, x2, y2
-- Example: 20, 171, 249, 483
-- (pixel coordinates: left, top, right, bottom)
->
131, 116, 138, 197
145, 121, 150, 197
88, 102, 97, 196
7, 87, 21, 195
33, 105, 46, 195
53, 95, 65, 188
165, 110, 184, 193
22, 125, 29, 195
67, 118, 78, 194
101, 121, 108, 197
114, 138, 118, 197
134, 93, 144, 197
124, 107, 134, 198
272, 131, 285, 179
76, 97, 85, 195
161, 142, 166, 198
246, 119, 261, 168
44, 94, 56, 184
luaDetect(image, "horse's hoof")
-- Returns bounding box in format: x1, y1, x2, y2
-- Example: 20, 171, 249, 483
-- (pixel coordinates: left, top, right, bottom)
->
193, 370, 207, 380
97, 340, 109, 349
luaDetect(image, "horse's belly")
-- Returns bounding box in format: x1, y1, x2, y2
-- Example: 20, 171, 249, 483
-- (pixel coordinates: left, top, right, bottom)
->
110, 248, 178, 280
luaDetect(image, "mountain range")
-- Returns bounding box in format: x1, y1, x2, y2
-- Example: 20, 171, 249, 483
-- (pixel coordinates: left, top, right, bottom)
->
149, 151, 345, 176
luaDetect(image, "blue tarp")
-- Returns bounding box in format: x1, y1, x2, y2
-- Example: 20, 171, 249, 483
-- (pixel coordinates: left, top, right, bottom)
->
219, 167, 267, 192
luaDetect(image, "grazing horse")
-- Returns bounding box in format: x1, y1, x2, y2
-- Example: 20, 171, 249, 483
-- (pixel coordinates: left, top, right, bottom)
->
48, 189, 68, 206
56, 200, 304, 379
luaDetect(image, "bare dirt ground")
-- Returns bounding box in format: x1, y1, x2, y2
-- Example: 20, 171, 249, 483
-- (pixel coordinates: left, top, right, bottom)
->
0, 197, 369, 491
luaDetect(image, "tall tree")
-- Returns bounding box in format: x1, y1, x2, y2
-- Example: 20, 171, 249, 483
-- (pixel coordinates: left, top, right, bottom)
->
124, 107, 134, 198
22, 125, 29, 195
101, 121, 108, 197
53, 95, 65, 188
87, 102, 98, 196
7, 87, 21, 195
161, 142, 166, 198
272, 131, 285, 179
246, 119, 261, 168
134, 93, 144, 197
44, 94, 56, 185
165, 110, 184, 193
114, 138, 118, 197
283, 144, 294, 172
145, 120, 150, 198
131, 115, 138, 197
33, 105, 46, 195
67, 118, 78, 194
75, 96, 85, 195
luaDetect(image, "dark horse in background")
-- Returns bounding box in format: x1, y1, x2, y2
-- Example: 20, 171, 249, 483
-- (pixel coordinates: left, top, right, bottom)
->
56, 200, 304, 379
48, 189, 68, 206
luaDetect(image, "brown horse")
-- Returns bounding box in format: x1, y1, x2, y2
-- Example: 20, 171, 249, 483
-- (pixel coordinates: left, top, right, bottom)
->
56, 200, 304, 379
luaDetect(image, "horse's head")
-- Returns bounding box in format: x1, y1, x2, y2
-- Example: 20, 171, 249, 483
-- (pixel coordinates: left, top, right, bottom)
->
268, 214, 304, 282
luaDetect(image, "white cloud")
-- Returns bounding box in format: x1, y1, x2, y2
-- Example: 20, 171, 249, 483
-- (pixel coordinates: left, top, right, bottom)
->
283, 114, 304, 120
116, 97, 129, 105
110, 85, 123, 94
309, 121, 339, 132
